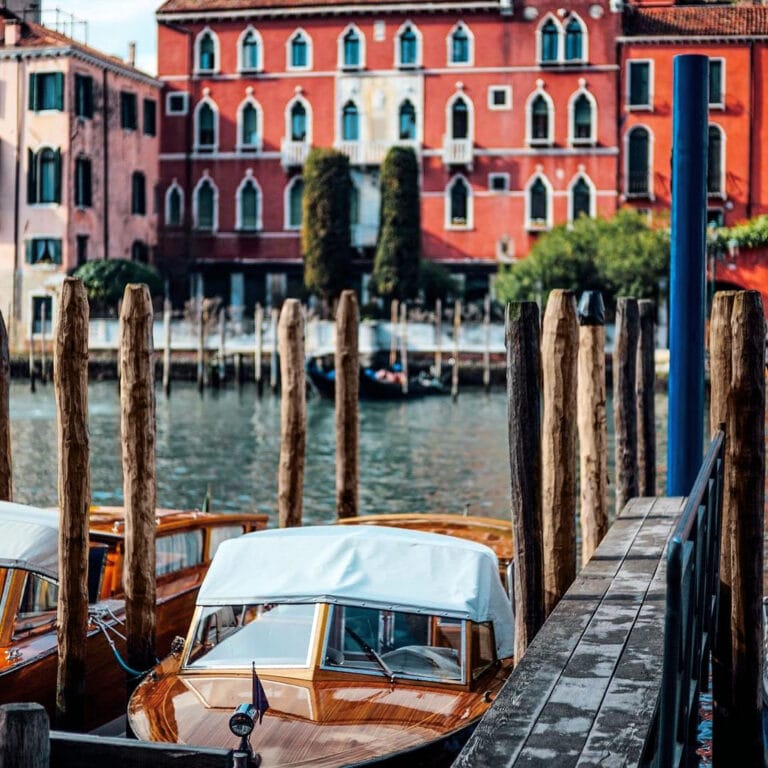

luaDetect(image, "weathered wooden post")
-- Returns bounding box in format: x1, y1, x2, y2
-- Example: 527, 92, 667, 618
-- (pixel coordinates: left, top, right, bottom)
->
452, 299, 461, 401
483, 294, 491, 392
255, 303, 264, 397
0, 312, 11, 501
120, 284, 157, 683
541, 290, 578, 615
234, 352, 242, 387
636, 300, 656, 496
270, 307, 279, 394
54, 277, 90, 731
162, 297, 172, 398
196, 300, 205, 394
577, 292, 607, 565
507, 302, 544, 661
0, 703, 50, 768
389, 299, 399, 368
277, 299, 305, 528
335, 290, 359, 520
726, 290, 764, 765
399, 301, 409, 395
28, 313, 36, 393
710, 290, 737, 767
217, 307, 226, 386
40, 302, 47, 385
613, 298, 640, 514
434, 298, 442, 378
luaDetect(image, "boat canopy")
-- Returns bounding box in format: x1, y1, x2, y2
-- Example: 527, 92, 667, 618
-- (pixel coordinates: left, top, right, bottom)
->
0, 501, 60, 580
197, 525, 515, 658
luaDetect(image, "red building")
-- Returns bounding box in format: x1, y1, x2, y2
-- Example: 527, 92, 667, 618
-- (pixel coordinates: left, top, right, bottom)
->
619, 5, 768, 231
156, 0, 621, 309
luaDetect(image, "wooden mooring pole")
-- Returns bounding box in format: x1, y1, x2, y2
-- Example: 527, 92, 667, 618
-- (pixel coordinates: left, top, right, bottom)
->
613, 298, 639, 514
0, 703, 49, 768
28, 315, 35, 393
277, 300, 305, 528
577, 291, 607, 565
506, 302, 544, 661
483, 294, 491, 392
0, 312, 11, 501
255, 303, 264, 397
541, 290, 578, 616
710, 290, 737, 767
636, 300, 656, 496
270, 307, 279, 394
162, 298, 172, 398
335, 290, 359, 520
196, 300, 205, 394
452, 299, 461, 401
54, 278, 90, 731
400, 302, 409, 395
389, 299, 399, 368
120, 284, 157, 682
40, 302, 47, 384
434, 298, 442, 378
217, 308, 226, 386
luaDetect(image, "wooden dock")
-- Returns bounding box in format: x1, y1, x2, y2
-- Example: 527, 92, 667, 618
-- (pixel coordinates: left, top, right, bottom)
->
455, 496, 683, 767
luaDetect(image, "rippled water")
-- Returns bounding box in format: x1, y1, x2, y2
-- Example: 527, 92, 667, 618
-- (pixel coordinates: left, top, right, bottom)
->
9, 381, 515, 524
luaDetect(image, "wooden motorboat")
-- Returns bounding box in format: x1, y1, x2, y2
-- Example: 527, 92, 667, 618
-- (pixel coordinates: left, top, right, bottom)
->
128, 525, 515, 767
0, 500, 267, 729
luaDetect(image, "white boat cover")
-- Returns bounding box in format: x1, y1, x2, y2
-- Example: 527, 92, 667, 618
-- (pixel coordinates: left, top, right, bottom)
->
0, 501, 60, 580
197, 525, 515, 658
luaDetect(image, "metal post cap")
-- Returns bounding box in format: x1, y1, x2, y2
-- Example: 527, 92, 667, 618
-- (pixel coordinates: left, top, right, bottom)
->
577, 291, 605, 326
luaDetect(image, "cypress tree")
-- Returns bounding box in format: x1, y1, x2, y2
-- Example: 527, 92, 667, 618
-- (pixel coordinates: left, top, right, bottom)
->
301, 148, 353, 307
373, 146, 420, 301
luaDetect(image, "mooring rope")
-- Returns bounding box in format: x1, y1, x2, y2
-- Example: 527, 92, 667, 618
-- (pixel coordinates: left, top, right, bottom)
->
89, 608, 157, 679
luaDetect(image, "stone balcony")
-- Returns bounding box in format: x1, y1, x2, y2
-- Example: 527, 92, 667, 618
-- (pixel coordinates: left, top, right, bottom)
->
280, 139, 310, 169
442, 137, 474, 168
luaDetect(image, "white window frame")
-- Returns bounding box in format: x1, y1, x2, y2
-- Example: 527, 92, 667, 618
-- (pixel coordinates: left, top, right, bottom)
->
447, 21, 474, 67
624, 124, 654, 200
563, 13, 588, 64
237, 95, 263, 152
488, 85, 511, 111
488, 172, 510, 193
193, 96, 219, 152
165, 91, 189, 116
238, 26, 264, 73
194, 27, 220, 75
444, 174, 474, 231
338, 97, 363, 144
394, 21, 422, 69
284, 176, 304, 231
707, 122, 726, 199
536, 14, 562, 66
708, 57, 725, 110
164, 179, 185, 227
525, 173, 553, 231
626, 59, 653, 111
445, 90, 475, 143
286, 28, 313, 72
236, 171, 263, 231
192, 173, 219, 232
567, 172, 596, 223
567, 85, 597, 146
338, 23, 366, 71
285, 94, 313, 144
525, 85, 555, 147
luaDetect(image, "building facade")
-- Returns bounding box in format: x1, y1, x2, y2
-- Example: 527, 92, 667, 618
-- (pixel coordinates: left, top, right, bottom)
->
156, 0, 621, 309
0, 12, 161, 344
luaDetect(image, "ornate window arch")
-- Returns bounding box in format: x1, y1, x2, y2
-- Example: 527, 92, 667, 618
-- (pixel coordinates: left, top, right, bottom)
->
445, 174, 473, 229
446, 91, 474, 142
568, 82, 597, 145
526, 84, 554, 146
525, 172, 553, 230
447, 21, 474, 66
341, 100, 360, 142
236, 171, 262, 231
28, 146, 61, 204
238, 26, 263, 72
708, 124, 725, 196
285, 94, 312, 143
284, 176, 304, 230
399, 99, 417, 141
287, 28, 312, 70
626, 125, 653, 197
338, 23, 365, 69
565, 14, 587, 62
237, 92, 263, 151
193, 173, 218, 231
395, 21, 422, 68
537, 16, 561, 64
568, 172, 596, 222
165, 179, 184, 227
194, 27, 219, 74
194, 95, 219, 152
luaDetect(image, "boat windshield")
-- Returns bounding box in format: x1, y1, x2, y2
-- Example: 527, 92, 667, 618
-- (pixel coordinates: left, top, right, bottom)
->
322, 604, 465, 683
184, 603, 317, 669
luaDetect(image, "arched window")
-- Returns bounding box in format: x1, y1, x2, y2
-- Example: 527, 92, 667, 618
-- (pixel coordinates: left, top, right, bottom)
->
241, 102, 260, 148
531, 95, 550, 142
196, 178, 216, 230
541, 19, 559, 63
290, 101, 307, 141
343, 28, 360, 68
289, 31, 310, 69
571, 177, 592, 220
31, 148, 61, 204
628, 127, 650, 195
708, 125, 723, 195
342, 101, 359, 141
565, 18, 583, 61
287, 178, 304, 229
131, 171, 146, 215
196, 101, 216, 150
399, 25, 418, 66
450, 24, 470, 64
573, 94, 592, 142
166, 184, 183, 227
529, 178, 548, 225
239, 178, 260, 231
241, 29, 260, 71
198, 30, 216, 71
451, 97, 469, 140
449, 177, 470, 226
399, 100, 416, 140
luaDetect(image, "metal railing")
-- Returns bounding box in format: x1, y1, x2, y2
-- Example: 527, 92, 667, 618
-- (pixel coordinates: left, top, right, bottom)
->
655, 429, 725, 768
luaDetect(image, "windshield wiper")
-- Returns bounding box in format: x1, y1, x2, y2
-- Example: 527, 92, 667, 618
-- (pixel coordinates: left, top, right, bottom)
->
344, 625, 396, 684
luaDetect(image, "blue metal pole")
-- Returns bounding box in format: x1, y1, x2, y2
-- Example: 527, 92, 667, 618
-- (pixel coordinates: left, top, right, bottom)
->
667, 54, 709, 496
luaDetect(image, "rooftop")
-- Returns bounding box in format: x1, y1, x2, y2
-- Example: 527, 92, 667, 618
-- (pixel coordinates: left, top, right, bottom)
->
624, 5, 768, 37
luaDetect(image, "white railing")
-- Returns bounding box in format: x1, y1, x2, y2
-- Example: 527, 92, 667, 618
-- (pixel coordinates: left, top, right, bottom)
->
280, 139, 310, 168
442, 137, 474, 167
334, 140, 421, 166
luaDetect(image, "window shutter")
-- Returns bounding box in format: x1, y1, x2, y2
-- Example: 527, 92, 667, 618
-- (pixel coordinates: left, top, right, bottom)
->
86, 77, 94, 118
85, 159, 92, 206
28, 73, 37, 111
53, 149, 62, 203
52, 239, 62, 264
54, 72, 64, 110
27, 149, 36, 204
25, 240, 33, 264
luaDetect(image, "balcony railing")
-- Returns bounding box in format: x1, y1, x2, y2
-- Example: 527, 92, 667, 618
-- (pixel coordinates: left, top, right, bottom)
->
280, 139, 310, 169
442, 137, 473, 167
627, 170, 650, 197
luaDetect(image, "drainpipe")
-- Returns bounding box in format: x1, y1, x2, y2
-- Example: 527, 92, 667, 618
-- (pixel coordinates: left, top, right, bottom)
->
103, 67, 109, 258
12, 53, 22, 333
747, 40, 754, 220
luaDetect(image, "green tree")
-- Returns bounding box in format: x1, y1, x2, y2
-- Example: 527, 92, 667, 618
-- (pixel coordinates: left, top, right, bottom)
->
301, 148, 353, 308
418, 261, 459, 305
72, 258, 163, 315
495, 210, 668, 313
373, 146, 420, 301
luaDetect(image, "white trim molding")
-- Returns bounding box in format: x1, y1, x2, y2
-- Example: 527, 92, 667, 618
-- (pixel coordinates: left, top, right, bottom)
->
445, 173, 474, 230
287, 28, 313, 71
525, 170, 553, 231
194, 27, 220, 75
447, 21, 474, 67
238, 26, 264, 73
193, 172, 219, 232
236, 170, 263, 231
